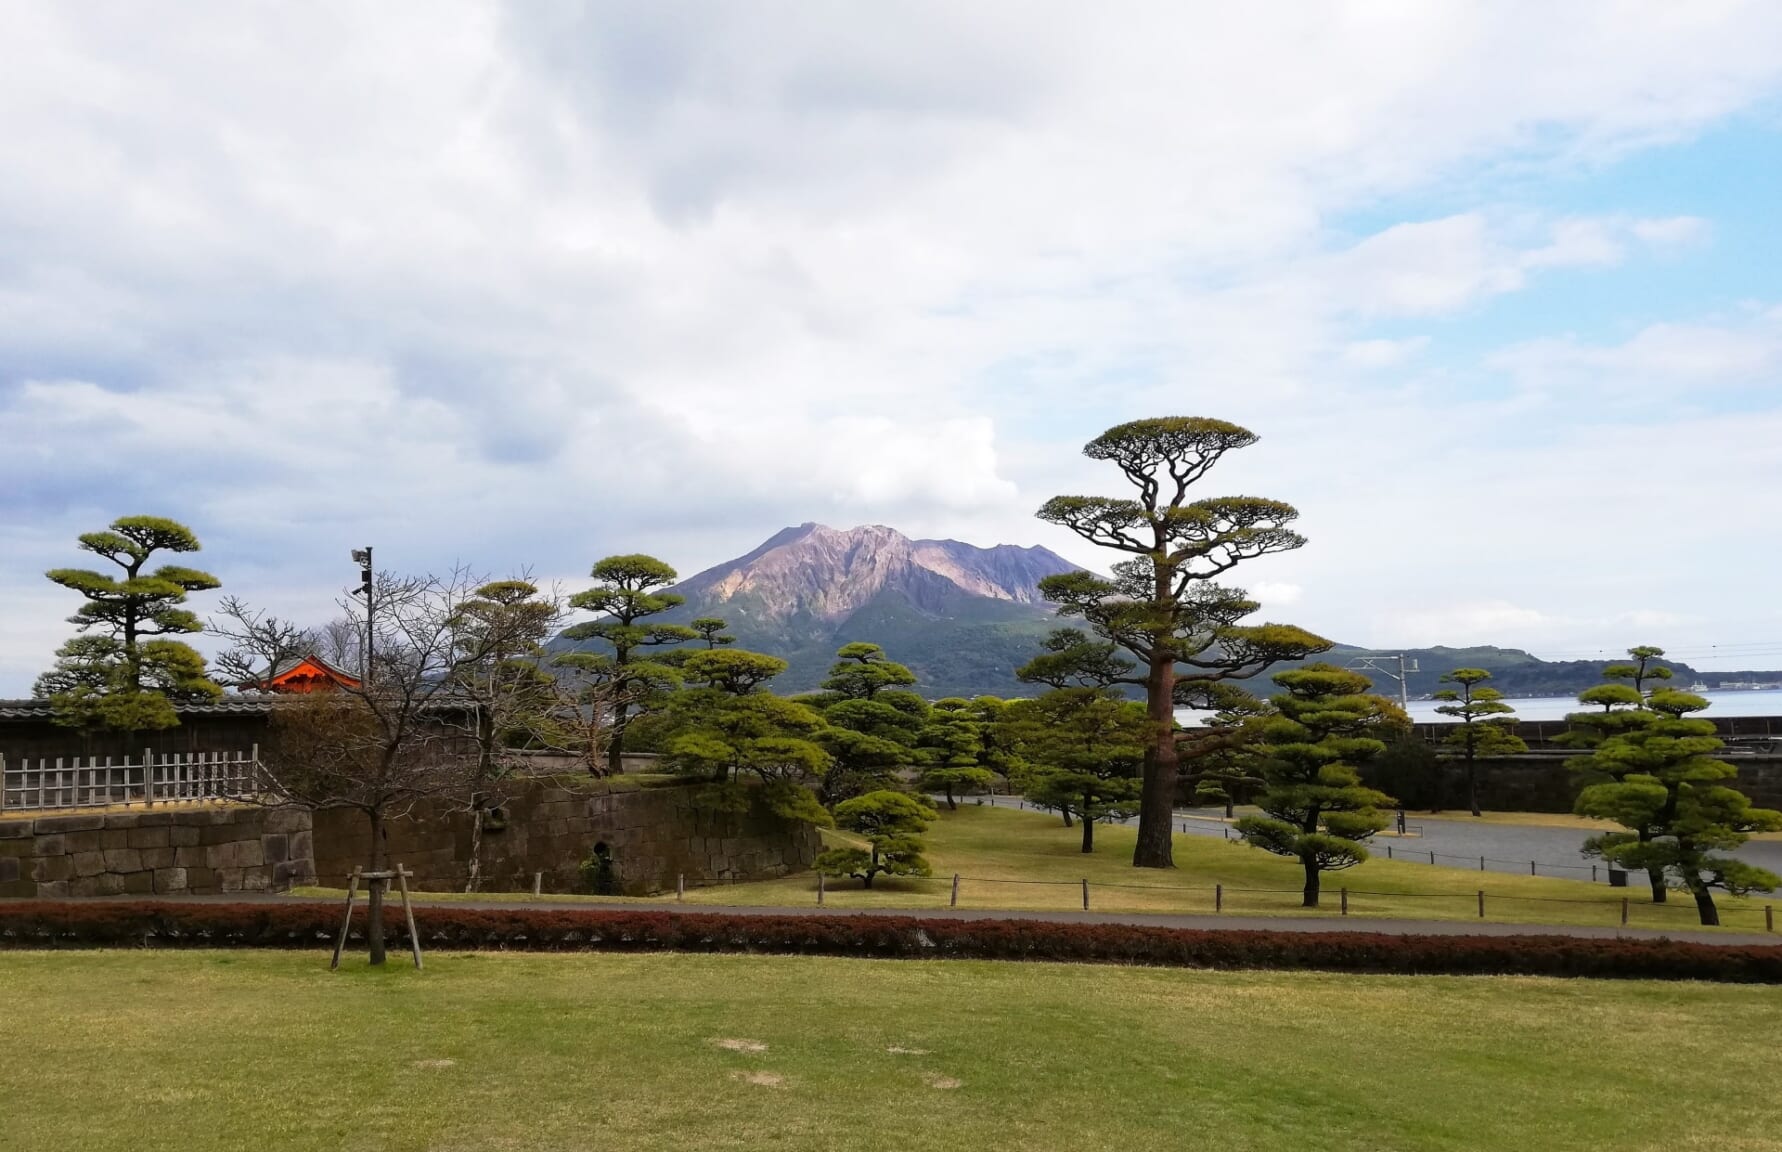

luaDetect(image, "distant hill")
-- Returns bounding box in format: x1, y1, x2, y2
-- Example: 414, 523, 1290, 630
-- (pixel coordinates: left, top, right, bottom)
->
557, 525, 1777, 700
564, 523, 1083, 698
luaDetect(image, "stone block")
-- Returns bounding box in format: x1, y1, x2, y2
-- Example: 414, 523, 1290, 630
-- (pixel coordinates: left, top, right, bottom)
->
102, 847, 143, 873
100, 828, 131, 850
0, 838, 31, 859
0, 819, 32, 839
37, 879, 70, 898
64, 829, 105, 854
225, 840, 265, 869
199, 823, 240, 846
103, 812, 142, 830
71, 850, 108, 878
34, 813, 104, 834
133, 812, 173, 827
169, 824, 201, 847
262, 833, 289, 864
69, 873, 123, 897
30, 855, 73, 883
121, 871, 154, 895
0, 879, 34, 898
263, 806, 310, 834
218, 868, 245, 892
127, 826, 171, 849
241, 870, 271, 892
289, 830, 314, 861
185, 866, 217, 890
154, 867, 188, 892
174, 845, 208, 868
140, 847, 175, 869
0, 857, 17, 882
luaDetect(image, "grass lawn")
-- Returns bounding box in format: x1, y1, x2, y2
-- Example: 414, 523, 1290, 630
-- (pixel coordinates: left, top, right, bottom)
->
298, 805, 1773, 934
3, 950, 1778, 1152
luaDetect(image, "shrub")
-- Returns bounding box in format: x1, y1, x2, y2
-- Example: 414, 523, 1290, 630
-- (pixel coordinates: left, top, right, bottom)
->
1, 902, 1778, 983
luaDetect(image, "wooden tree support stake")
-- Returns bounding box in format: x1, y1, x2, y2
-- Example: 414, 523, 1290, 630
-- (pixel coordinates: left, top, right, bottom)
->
950, 873, 960, 908
1081, 878, 1089, 911
396, 865, 422, 971
1340, 888, 1349, 916
330, 868, 361, 970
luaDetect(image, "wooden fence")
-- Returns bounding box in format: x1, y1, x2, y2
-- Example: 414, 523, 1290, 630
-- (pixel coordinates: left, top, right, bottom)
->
0, 748, 261, 813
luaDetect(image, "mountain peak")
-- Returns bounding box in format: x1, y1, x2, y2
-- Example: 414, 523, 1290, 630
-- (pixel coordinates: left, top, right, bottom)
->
673, 523, 1078, 627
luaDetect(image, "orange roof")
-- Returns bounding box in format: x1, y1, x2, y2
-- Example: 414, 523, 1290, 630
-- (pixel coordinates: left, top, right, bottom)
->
261, 654, 361, 692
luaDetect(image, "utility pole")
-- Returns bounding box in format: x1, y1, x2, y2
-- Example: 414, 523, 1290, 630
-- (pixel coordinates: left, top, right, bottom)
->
1346, 652, 1419, 712
350, 546, 374, 683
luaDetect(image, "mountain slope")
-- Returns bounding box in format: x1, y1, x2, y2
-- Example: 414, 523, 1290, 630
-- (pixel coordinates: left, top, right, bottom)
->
637, 523, 1081, 697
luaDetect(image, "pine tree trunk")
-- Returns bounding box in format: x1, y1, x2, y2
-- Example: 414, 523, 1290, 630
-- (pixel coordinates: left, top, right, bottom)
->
1691, 884, 1720, 926
367, 808, 387, 966
1061, 809, 1072, 828
464, 807, 484, 894
1225, 799, 1234, 819
1300, 855, 1320, 908
604, 700, 628, 776
1081, 806, 1094, 854
944, 785, 957, 811
1133, 653, 1178, 869
1466, 753, 1481, 818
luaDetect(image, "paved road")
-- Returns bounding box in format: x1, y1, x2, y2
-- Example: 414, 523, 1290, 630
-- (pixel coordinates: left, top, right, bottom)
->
63, 892, 1782, 947
968, 794, 1782, 890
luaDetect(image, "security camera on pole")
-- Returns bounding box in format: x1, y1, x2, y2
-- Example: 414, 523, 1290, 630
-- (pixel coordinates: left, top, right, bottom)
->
350, 547, 373, 682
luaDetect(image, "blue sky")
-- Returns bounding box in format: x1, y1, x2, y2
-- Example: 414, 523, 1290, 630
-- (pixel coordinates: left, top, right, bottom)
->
3, 2, 1782, 693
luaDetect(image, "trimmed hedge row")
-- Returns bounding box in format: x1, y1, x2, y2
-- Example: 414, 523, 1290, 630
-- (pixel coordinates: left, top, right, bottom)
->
1, 901, 1778, 983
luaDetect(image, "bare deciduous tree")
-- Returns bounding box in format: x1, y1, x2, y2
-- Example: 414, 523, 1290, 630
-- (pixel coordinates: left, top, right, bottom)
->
207, 595, 318, 688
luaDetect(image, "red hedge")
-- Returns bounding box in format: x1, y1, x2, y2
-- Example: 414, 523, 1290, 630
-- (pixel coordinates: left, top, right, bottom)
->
0, 901, 1777, 983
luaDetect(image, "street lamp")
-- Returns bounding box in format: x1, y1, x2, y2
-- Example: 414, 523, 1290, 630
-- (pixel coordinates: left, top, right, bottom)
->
350, 547, 373, 681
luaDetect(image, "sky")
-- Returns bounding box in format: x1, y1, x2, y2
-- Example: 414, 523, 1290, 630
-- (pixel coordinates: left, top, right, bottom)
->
4, 2, 1782, 694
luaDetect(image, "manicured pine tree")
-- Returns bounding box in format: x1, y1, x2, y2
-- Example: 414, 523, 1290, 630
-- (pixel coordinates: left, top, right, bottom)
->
660, 647, 833, 826
1432, 668, 1527, 817
1554, 645, 1674, 902
1037, 419, 1330, 867
915, 697, 1010, 810
35, 515, 222, 731
815, 791, 937, 888
689, 617, 735, 649
1236, 664, 1403, 907
999, 688, 1146, 853
556, 555, 698, 774
822, 641, 918, 700
1576, 689, 1781, 925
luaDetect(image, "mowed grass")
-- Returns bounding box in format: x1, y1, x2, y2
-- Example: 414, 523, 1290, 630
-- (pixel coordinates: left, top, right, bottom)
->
293, 807, 1776, 933
3, 950, 1779, 1152
665, 805, 1776, 932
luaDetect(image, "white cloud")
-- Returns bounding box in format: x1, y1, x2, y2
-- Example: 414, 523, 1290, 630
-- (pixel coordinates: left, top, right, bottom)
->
3, 3, 1782, 690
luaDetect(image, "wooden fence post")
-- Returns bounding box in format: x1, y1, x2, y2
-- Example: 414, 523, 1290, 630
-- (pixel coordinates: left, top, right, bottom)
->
1621, 897, 1629, 926
532, 871, 542, 896
1081, 878, 1089, 911
817, 871, 825, 906
1386, 845, 1392, 859
143, 748, 155, 806
0, 753, 6, 814
1530, 860, 1537, 876
1767, 905, 1774, 934
1340, 888, 1348, 916
1215, 883, 1222, 913
1477, 891, 1485, 918
950, 873, 960, 908
677, 873, 685, 902
1480, 856, 1486, 872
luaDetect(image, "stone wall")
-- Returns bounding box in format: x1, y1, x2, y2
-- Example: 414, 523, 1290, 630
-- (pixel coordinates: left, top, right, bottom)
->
0, 805, 315, 898
313, 780, 820, 896
1365, 753, 1782, 813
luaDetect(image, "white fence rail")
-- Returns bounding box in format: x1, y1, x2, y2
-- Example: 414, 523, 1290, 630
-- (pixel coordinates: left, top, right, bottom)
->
0, 748, 261, 813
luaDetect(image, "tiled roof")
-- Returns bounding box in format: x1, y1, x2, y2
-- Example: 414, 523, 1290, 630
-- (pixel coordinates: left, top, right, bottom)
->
0, 695, 282, 720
